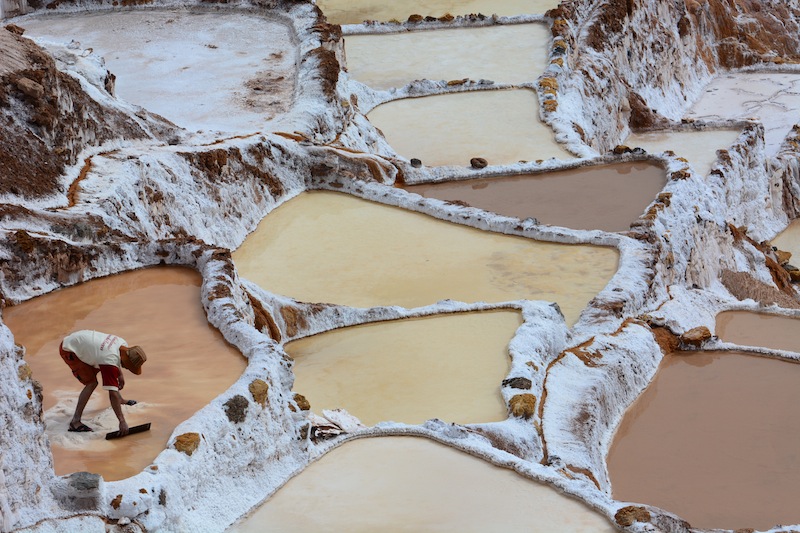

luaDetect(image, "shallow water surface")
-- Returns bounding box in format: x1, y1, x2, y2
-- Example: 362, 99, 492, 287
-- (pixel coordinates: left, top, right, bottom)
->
19, 10, 296, 133
232, 191, 618, 325
316, 0, 558, 24
607, 350, 800, 530
625, 129, 741, 177
2, 267, 246, 481
231, 437, 616, 532
367, 89, 573, 166
772, 218, 800, 264
404, 161, 666, 232
716, 311, 800, 354
345, 24, 549, 90
288, 311, 519, 425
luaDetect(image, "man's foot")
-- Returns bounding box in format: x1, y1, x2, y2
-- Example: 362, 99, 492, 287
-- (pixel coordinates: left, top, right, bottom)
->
68, 422, 93, 432
124, 399, 137, 406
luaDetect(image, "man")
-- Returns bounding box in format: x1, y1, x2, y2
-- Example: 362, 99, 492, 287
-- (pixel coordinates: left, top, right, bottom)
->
59, 330, 147, 436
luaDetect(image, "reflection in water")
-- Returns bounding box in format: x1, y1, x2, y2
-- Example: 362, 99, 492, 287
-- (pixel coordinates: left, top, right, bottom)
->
624, 129, 740, 177
367, 90, 573, 166
2, 267, 246, 481
345, 24, 549, 90
231, 437, 617, 533
316, 0, 558, 25
608, 350, 800, 530
716, 311, 800, 354
404, 161, 666, 232
232, 191, 618, 325
288, 311, 519, 425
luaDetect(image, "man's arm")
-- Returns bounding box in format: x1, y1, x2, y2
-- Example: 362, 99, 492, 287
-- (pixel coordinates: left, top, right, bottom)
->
109, 390, 129, 436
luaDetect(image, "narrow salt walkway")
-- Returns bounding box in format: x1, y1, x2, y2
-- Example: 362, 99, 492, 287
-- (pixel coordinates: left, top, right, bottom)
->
19, 10, 297, 133
344, 24, 549, 90
368, 89, 573, 166
230, 437, 616, 533
685, 73, 800, 156
317, 0, 558, 25
624, 129, 741, 177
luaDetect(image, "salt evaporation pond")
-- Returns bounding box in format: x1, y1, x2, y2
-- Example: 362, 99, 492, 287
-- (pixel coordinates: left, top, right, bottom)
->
315, 0, 558, 25
287, 311, 519, 426
772, 218, 800, 263
344, 24, 549, 90
403, 161, 666, 232
231, 437, 616, 533
232, 191, 618, 325
607, 350, 800, 531
684, 73, 800, 156
18, 10, 296, 133
624, 128, 741, 178
367, 89, 574, 166
716, 311, 800, 354
2, 267, 246, 481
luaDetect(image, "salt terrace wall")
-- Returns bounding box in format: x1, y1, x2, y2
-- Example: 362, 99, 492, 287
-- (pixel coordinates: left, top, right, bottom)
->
3, 0, 800, 531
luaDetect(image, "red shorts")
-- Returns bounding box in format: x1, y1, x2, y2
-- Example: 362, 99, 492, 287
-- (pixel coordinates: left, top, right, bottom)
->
59, 342, 98, 385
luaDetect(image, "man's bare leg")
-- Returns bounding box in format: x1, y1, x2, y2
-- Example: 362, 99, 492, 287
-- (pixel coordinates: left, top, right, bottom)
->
71, 380, 98, 428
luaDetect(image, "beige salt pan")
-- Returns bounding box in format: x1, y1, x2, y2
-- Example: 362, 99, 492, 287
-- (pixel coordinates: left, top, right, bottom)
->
607, 350, 800, 530
2, 267, 246, 481
404, 161, 666, 232
19, 10, 296, 133
624, 129, 741, 177
716, 311, 800, 354
288, 311, 519, 426
367, 89, 573, 166
231, 436, 616, 533
772, 218, 800, 265
232, 191, 618, 325
344, 24, 550, 90
317, 0, 558, 25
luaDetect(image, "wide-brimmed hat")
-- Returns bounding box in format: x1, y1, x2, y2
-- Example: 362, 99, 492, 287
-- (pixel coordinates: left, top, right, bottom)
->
122, 346, 147, 375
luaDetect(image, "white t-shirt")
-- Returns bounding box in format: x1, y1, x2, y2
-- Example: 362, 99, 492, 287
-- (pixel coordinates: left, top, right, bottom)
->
62, 330, 127, 368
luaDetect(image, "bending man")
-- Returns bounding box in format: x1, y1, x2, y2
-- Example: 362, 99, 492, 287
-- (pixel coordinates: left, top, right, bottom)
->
59, 330, 147, 436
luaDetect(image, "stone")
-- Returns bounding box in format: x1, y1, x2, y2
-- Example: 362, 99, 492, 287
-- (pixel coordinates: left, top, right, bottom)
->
615, 506, 651, 526
293, 393, 311, 411
407, 14, 423, 23
15, 77, 45, 100
508, 394, 537, 419
174, 433, 201, 456
111, 494, 123, 509
775, 249, 792, 265
612, 145, 632, 154
224, 394, 249, 423
52, 471, 103, 511
502, 377, 532, 390
5, 24, 25, 36
680, 326, 712, 347
469, 157, 488, 169
249, 379, 269, 407
17, 363, 32, 381
410, 158, 422, 168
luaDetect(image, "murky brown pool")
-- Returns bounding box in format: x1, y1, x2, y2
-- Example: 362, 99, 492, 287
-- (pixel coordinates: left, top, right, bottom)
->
2, 267, 246, 481
367, 89, 573, 166
716, 311, 800, 354
344, 24, 549, 90
403, 161, 666, 232
316, 0, 558, 25
288, 311, 519, 425
232, 191, 618, 325
231, 436, 616, 532
624, 129, 741, 178
607, 350, 800, 530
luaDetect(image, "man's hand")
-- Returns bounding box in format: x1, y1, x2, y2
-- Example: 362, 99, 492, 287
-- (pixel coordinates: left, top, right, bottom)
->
118, 371, 125, 391
109, 390, 129, 436
118, 419, 129, 436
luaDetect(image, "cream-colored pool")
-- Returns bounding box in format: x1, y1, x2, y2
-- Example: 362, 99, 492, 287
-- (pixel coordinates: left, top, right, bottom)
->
367, 89, 574, 166
624, 129, 741, 177
231, 437, 617, 532
232, 191, 618, 325
344, 24, 549, 90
